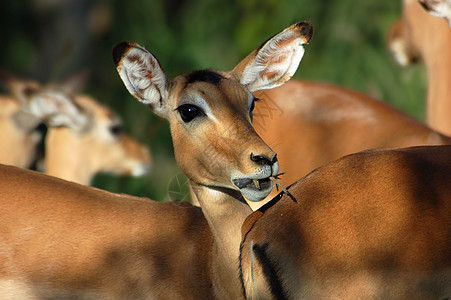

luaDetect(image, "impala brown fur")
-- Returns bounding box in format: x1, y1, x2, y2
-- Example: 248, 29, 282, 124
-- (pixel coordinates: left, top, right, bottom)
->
0, 164, 213, 299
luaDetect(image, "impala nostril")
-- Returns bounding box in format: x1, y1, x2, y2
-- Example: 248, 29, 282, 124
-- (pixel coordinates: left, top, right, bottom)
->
250, 153, 272, 166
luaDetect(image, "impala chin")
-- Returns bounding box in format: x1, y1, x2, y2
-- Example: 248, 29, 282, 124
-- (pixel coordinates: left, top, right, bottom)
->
235, 177, 274, 202
232, 163, 279, 202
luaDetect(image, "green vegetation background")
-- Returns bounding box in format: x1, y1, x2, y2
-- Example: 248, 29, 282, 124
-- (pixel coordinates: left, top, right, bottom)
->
0, 0, 427, 201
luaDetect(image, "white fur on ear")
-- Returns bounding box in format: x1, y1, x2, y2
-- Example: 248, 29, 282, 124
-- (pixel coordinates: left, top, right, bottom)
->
113, 42, 168, 116
0, 70, 90, 131
240, 22, 313, 92
29, 91, 90, 131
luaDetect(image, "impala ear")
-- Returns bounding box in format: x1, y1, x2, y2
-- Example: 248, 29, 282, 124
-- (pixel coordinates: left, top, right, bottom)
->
387, 19, 419, 66
0, 70, 90, 131
231, 21, 313, 93
113, 41, 169, 118
52, 69, 90, 95
0, 70, 42, 107
26, 92, 90, 131
419, 0, 451, 26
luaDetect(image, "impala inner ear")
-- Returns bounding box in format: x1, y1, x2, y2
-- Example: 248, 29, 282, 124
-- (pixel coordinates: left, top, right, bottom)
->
113, 41, 169, 118
27, 91, 91, 132
230, 21, 313, 93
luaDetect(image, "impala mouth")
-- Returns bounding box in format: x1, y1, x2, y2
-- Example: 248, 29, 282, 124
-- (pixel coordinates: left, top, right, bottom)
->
233, 177, 271, 190
232, 176, 274, 202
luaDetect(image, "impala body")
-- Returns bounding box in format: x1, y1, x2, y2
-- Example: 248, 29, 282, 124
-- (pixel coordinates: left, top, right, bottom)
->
0, 164, 213, 299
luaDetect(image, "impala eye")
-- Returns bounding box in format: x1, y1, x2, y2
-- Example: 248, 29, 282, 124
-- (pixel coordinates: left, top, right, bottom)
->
177, 104, 203, 123
249, 97, 259, 120
251, 97, 261, 112
24, 86, 38, 97
109, 123, 124, 136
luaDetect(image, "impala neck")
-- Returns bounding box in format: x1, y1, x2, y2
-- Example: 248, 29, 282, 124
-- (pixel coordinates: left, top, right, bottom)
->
45, 127, 93, 185
415, 15, 451, 136
423, 36, 451, 136
190, 181, 252, 299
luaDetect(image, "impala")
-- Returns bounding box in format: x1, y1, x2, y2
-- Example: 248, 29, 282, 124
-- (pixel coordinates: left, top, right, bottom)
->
240, 145, 451, 299
388, 0, 451, 136
419, 0, 451, 26
0, 21, 313, 299
0, 72, 151, 185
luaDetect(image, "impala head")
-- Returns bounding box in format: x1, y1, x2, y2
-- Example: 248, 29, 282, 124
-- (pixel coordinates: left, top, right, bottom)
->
1, 70, 151, 183
387, 0, 451, 66
113, 21, 313, 202
51, 95, 152, 179
0, 70, 90, 131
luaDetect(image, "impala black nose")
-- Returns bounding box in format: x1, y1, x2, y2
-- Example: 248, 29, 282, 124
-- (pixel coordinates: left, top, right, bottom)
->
250, 153, 278, 166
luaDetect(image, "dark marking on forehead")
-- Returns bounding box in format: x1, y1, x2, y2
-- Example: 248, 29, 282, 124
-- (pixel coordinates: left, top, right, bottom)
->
186, 70, 224, 85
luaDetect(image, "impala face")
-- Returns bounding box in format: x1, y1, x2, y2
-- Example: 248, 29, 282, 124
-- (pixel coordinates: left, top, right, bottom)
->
168, 71, 280, 202
66, 95, 152, 178
113, 21, 313, 202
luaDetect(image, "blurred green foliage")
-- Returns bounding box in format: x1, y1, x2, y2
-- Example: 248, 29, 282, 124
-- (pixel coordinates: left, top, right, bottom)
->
0, 0, 427, 201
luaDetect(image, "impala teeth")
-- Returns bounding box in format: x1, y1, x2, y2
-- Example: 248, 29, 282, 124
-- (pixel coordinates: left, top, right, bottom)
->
253, 179, 261, 190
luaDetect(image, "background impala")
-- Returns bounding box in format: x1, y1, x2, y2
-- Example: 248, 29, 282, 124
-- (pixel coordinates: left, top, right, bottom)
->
0, 71, 151, 186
